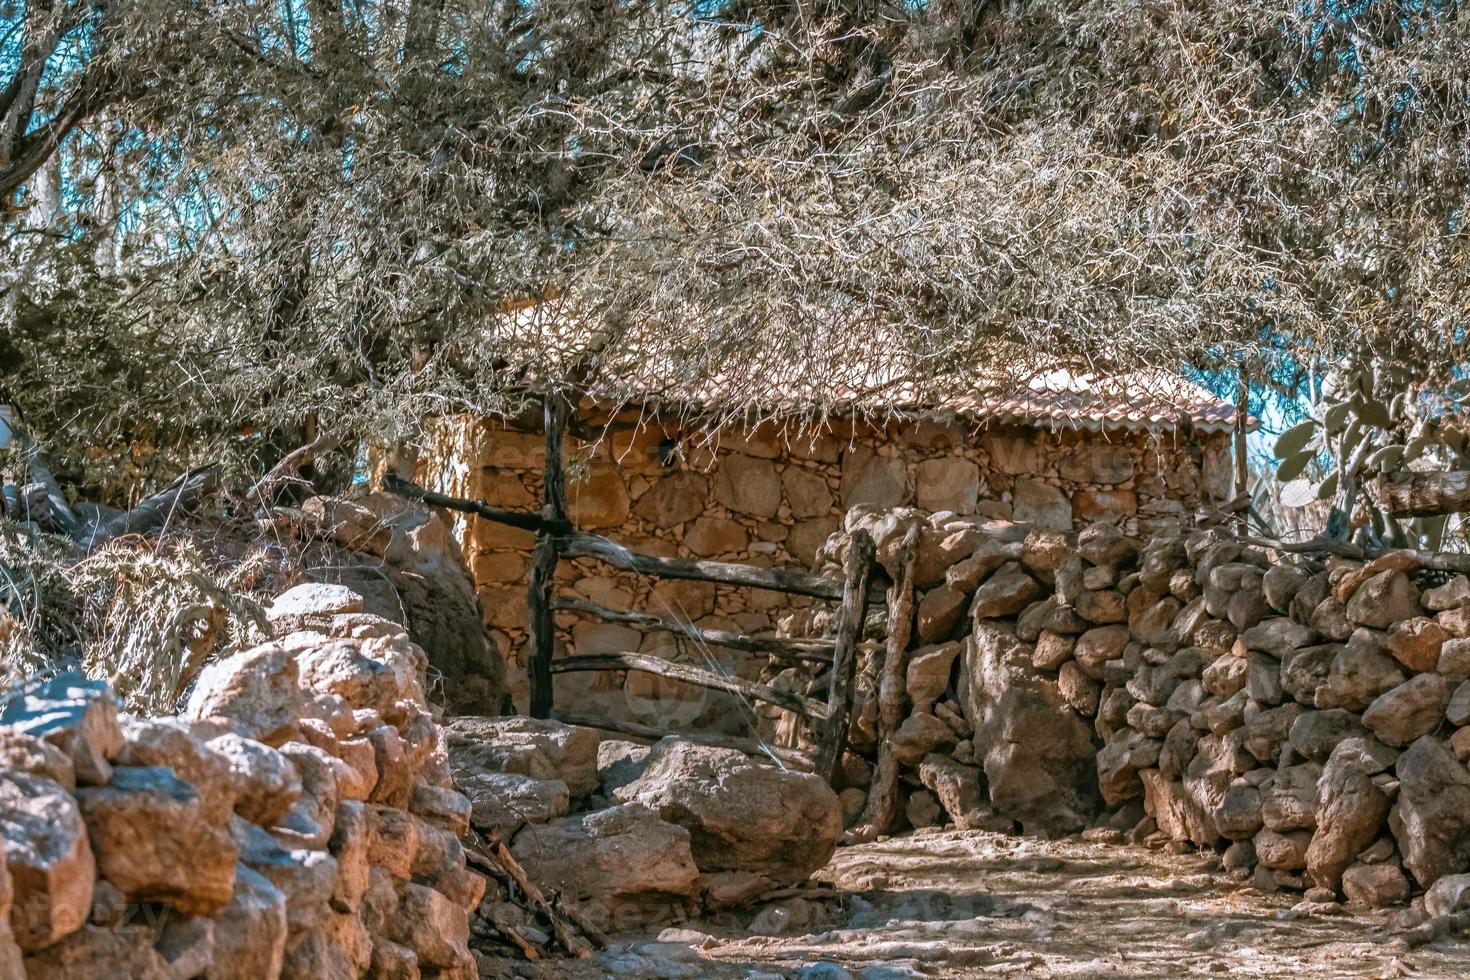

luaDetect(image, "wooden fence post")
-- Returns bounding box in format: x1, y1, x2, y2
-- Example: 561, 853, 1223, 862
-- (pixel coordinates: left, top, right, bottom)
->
815, 529, 875, 783
528, 392, 569, 718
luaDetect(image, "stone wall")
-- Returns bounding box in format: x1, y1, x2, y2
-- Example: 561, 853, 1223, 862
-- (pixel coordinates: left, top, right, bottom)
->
804, 509, 1470, 916
421, 410, 1233, 719
0, 584, 482, 978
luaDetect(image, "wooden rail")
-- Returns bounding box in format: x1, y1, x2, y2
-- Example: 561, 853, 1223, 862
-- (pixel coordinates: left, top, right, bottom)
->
550, 595, 835, 661
550, 652, 829, 721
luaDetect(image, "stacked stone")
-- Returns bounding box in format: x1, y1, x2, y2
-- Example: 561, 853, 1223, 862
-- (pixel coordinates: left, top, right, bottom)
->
0, 583, 482, 979
424, 414, 1232, 720
1095, 536, 1470, 911
811, 510, 1470, 915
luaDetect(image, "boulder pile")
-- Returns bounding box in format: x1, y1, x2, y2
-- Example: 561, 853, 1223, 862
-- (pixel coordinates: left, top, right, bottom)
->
798, 507, 1470, 912
445, 719, 845, 934
0, 582, 481, 978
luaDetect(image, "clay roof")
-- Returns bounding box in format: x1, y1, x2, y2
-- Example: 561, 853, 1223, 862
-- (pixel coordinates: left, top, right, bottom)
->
494, 303, 1253, 434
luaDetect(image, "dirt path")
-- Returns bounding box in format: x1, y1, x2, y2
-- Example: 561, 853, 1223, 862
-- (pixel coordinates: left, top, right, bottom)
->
483, 828, 1470, 979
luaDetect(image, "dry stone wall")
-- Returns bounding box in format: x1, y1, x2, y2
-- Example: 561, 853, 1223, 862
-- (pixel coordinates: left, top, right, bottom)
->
0, 584, 482, 979
421, 412, 1232, 721
802, 509, 1470, 913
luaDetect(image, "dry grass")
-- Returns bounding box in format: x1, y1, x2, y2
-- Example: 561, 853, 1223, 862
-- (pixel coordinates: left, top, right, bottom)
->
0, 520, 273, 714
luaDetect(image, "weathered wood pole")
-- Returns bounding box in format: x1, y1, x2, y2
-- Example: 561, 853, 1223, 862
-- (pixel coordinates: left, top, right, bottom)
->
848, 524, 919, 841
527, 392, 569, 718
1376, 470, 1470, 517
815, 529, 876, 783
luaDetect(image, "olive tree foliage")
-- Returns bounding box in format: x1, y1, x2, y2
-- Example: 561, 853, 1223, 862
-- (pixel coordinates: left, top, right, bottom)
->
3, 0, 1470, 500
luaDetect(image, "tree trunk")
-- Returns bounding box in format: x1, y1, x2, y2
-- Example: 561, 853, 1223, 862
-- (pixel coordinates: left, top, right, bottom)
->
1376, 470, 1470, 518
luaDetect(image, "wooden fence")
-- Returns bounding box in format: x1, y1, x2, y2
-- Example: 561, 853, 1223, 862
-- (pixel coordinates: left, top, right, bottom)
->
386, 394, 878, 782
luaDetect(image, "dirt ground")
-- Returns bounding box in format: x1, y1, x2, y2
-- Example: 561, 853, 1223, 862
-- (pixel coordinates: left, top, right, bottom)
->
479, 828, 1470, 979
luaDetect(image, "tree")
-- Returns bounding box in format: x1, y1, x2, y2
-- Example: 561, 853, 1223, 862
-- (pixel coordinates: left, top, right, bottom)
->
4, 0, 1470, 504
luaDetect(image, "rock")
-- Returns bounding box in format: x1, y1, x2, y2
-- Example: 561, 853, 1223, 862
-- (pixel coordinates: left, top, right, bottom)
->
915, 587, 967, 644
1425, 575, 1470, 612
208, 734, 304, 829
1078, 524, 1139, 567
0, 774, 94, 951
614, 739, 842, 885
114, 717, 238, 815
1241, 703, 1303, 766
1059, 663, 1102, 715
1341, 862, 1410, 907
281, 911, 372, 978
184, 643, 303, 746
1390, 735, 1470, 886
1096, 731, 1161, 807
969, 563, 1041, 620
207, 864, 289, 980
1240, 619, 1317, 657
633, 472, 709, 527
1076, 588, 1127, 625
268, 583, 364, 624
1140, 770, 1214, 846
712, 454, 782, 518
0, 731, 75, 789
1345, 570, 1421, 629
1032, 631, 1076, 672
683, 517, 748, 557
0, 673, 122, 786
917, 755, 986, 828
962, 622, 1100, 835
1263, 764, 1322, 832
445, 716, 601, 796
1073, 625, 1131, 680
1450, 681, 1470, 726
1425, 873, 1470, 917
155, 914, 215, 979
1310, 597, 1353, 641
453, 769, 568, 836
1362, 674, 1452, 747
76, 765, 238, 915
916, 458, 980, 514
905, 790, 943, 829
1387, 618, 1450, 673
889, 712, 957, 765
22, 924, 170, 979
1011, 478, 1072, 530
905, 643, 962, 709
273, 742, 342, 849
839, 448, 909, 510
1264, 565, 1311, 614
1280, 645, 1338, 706
510, 803, 699, 926
1289, 710, 1367, 763
1439, 637, 1470, 677
1316, 640, 1405, 712
1213, 783, 1264, 841
1246, 653, 1283, 706
295, 637, 422, 719
1201, 654, 1249, 698
1254, 828, 1313, 871
1306, 749, 1391, 892
597, 740, 653, 797
389, 882, 473, 972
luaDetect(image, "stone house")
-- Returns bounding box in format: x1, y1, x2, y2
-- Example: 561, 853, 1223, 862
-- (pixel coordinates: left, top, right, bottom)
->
419, 369, 1246, 722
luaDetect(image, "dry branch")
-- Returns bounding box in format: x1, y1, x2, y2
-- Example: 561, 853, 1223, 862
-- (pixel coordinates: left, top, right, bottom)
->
1375, 470, 1470, 518
815, 529, 876, 782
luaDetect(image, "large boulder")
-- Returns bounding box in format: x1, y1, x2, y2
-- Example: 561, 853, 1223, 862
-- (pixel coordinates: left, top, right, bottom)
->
614, 739, 842, 885
961, 622, 1099, 835
1305, 745, 1391, 892
445, 717, 602, 797
184, 644, 303, 746
1391, 735, 1470, 887
1362, 674, 1452, 748
0, 774, 95, 951
75, 766, 239, 915
206, 864, 289, 980
510, 803, 699, 926
0, 673, 122, 786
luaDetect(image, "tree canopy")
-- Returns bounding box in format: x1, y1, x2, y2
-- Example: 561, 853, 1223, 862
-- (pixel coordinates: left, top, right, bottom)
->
4, 0, 1470, 497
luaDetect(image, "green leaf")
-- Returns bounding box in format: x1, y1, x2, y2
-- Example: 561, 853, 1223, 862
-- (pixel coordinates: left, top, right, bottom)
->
1324, 401, 1353, 437
1354, 396, 1391, 429
1274, 419, 1317, 459
1279, 478, 1317, 508
1314, 472, 1339, 501
1275, 450, 1316, 482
